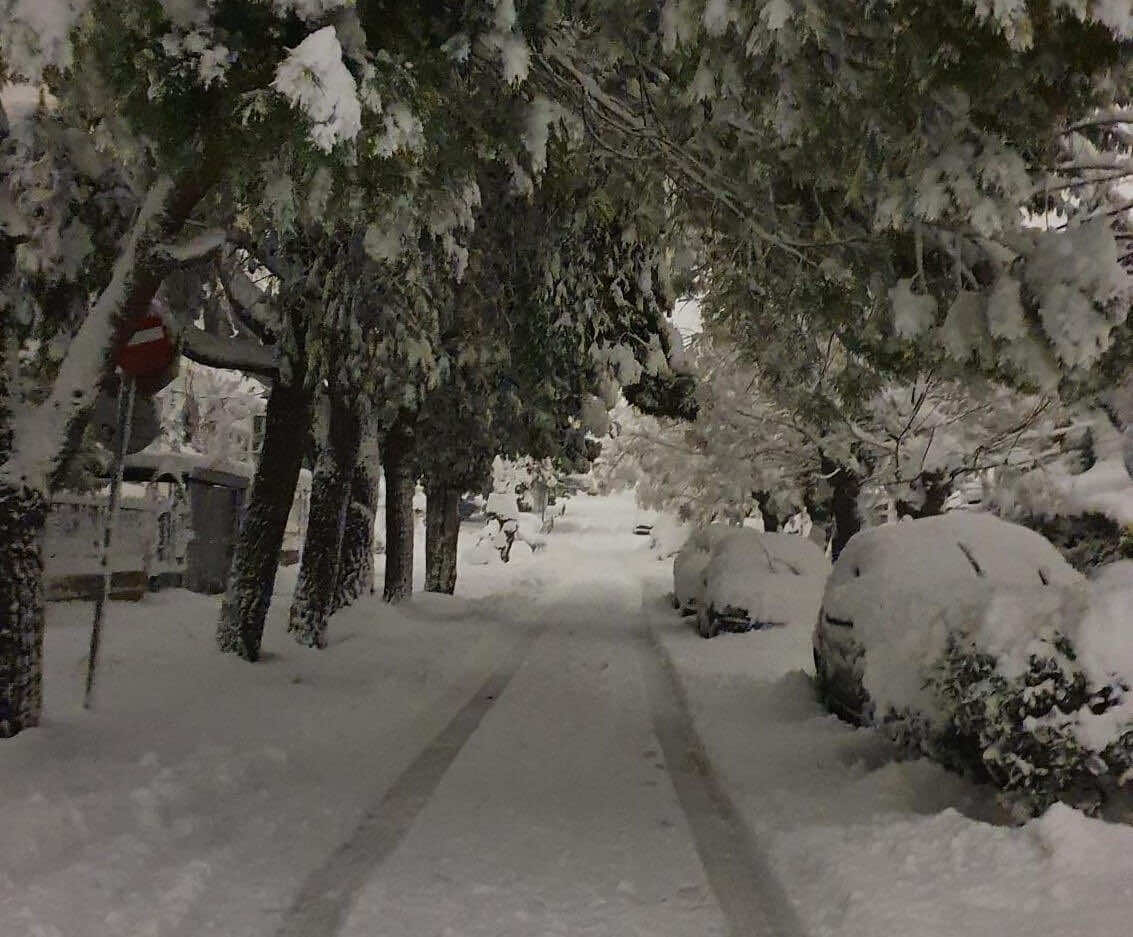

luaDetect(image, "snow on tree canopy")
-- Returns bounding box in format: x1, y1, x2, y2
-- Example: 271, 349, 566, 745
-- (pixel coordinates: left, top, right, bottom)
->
272, 26, 362, 153
889, 278, 938, 339
1025, 223, 1132, 370
0, 0, 90, 81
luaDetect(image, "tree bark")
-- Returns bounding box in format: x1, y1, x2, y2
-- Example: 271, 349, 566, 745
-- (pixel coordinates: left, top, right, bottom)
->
289, 395, 360, 648
425, 481, 461, 594
331, 419, 380, 613
0, 482, 48, 737
823, 457, 862, 560
382, 418, 417, 603
754, 491, 780, 532
898, 471, 952, 519
217, 379, 313, 661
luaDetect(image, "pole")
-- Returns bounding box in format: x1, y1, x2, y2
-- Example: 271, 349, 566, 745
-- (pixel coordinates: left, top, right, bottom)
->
84, 374, 137, 709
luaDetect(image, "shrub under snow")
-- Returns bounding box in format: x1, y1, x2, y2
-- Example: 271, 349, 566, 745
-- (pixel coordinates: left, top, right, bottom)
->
817, 513, 1133, 817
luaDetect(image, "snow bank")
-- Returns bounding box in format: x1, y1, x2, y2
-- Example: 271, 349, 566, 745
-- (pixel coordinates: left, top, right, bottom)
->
484, 491, 520, 520
651, 547, 1133, 937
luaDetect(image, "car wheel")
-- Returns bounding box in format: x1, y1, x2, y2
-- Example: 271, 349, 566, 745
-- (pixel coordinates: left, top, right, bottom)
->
697, 606, 720, 639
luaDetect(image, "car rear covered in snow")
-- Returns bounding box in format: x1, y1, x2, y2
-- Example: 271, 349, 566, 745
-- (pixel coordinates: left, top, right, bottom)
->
672, 524, 734, 614
695, 529, 830, 638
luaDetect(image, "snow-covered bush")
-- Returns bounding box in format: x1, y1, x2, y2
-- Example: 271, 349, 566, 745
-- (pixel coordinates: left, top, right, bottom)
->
1024, 512, 1133, 573
814, 513, 1133, 817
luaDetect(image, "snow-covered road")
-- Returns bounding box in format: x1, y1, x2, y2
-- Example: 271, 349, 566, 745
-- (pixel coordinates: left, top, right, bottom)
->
330, 568, 741, 937
5, 491, 1133, 937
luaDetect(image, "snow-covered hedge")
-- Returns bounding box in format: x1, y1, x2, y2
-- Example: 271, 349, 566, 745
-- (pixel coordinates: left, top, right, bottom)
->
1024, 512, 1133, 573
816, 514, 1133, 817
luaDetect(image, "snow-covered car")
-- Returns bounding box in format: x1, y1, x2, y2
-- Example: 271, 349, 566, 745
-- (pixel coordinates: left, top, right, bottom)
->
812, 513, 1083, 724
672, 524, 734, 613
696, 529, 830, 639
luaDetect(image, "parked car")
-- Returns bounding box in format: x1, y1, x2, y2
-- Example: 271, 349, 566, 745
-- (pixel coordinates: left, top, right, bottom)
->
695, 529, 830, 638
672, 524, 734, 613
812, 513, 1082, 724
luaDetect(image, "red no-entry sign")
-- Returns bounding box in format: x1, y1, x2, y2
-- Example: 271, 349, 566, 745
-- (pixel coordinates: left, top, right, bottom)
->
116, 313, 176, 392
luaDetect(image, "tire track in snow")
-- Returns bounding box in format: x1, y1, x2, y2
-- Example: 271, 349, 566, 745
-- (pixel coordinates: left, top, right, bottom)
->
640, 625, 808, 937
275, 624, 543, 937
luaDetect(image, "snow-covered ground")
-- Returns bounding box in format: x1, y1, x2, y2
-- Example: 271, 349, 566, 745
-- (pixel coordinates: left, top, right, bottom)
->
3, 492, 1132, 936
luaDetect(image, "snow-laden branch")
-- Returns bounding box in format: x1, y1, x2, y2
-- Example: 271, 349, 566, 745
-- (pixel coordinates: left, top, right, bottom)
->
219, 260, 282, 342
153, 228, 227, 265
181, 326, 278, 377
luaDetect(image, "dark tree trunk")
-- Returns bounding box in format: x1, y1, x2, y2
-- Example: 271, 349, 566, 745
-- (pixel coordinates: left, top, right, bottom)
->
382, 418, 417, 603
424, 481, 461, 594
289, 395, 360, 648
217, 379, 313, 661
898, 471, 952, 519
823, 457, 862, 561
0, 482, 48, 737
331, 420, 380, 613
754, 491, 780, 532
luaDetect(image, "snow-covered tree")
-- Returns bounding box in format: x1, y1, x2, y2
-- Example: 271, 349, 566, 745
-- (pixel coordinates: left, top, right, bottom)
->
606, 328, 1069, 553
539, 1, 1133, 393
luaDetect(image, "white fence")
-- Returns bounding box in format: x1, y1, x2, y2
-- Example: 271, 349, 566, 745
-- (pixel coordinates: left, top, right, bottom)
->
44, 484, 191, 595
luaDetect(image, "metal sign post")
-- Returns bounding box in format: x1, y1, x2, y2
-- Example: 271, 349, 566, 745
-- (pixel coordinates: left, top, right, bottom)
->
83, 311, 175, 709
83, 373, 137, 710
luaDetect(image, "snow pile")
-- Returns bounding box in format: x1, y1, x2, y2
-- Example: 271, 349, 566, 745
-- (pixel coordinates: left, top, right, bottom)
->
819, 513, 1133, 815
484, 492, 520, 520
272, 26, 361, 152
648, 515, 690, 560
703, 529, 829, 627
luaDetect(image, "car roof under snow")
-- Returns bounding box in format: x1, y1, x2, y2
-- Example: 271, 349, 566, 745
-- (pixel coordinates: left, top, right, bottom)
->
829, 512, 1081, 590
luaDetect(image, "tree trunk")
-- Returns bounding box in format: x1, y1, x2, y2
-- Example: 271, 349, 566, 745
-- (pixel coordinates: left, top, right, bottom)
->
382, 418, 417, 603
754, 491, 779, 532
425, 481, 461, 594
217, 379, 313, 661
331, 419, 380, 613
898, 471, 952, 519
824, 459, 862, 561
289, 395, 360, 648
0, 482, 48, 737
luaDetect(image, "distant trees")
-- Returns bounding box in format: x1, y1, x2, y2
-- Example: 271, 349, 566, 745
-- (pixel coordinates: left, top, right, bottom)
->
605, 330, 1068, 556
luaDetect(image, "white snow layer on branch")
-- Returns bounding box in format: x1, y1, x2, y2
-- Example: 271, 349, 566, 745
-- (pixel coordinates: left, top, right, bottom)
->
181, 327, 278, 377
154, 228, 226, 263
0, 0, 90, 81
4, 176, 175, 492
272, 26, 361, 153
971, 0, 1132, 44
890, 278, 938, 339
